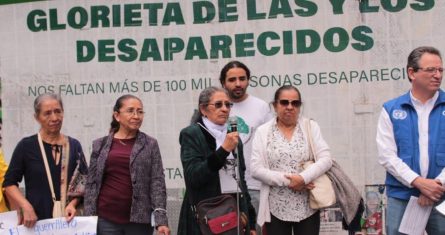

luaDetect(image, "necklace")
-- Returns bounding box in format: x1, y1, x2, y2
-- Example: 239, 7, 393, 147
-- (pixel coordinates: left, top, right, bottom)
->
118, 139, 127, 146
115, 131, 135, 146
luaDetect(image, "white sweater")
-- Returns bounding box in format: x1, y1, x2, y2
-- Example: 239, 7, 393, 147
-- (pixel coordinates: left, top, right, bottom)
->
251, 117, 333, 226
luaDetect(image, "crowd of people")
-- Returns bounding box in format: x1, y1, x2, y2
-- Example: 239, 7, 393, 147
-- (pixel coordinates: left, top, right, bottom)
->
0, 45, 443, 235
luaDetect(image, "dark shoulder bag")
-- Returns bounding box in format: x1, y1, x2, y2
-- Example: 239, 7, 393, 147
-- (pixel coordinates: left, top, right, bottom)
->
196, 194, 243, 235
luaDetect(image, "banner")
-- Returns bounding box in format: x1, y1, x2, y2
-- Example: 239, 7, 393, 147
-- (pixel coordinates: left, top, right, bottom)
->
1, 216, 97, 235
1, 1, 444, 233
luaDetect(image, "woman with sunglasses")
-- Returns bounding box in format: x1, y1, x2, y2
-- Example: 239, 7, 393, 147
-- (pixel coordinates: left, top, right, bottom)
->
251, 85, 333, 235
177, 87, 257, 235
84, 94, 170, 235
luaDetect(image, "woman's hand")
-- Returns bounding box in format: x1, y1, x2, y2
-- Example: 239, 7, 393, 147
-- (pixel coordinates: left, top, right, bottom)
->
156, 225, 171, 235
305, 182, 315, 190
221, 132, 239, 152
20, 202, 38, 228
65, 198, 79, 222
285, 174, 306, 191
249, 230, 257, 235
5, 185, 37, 227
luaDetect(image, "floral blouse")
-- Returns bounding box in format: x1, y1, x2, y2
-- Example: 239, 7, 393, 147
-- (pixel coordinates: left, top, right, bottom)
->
267, 123, 317, 222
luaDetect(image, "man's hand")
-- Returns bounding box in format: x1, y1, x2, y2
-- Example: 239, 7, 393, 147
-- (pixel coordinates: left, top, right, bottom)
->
418, 194, 435, 207
411, 177, 445, 202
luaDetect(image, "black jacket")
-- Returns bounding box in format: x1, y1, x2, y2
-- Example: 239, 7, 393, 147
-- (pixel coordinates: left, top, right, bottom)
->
177, 119, 256, 234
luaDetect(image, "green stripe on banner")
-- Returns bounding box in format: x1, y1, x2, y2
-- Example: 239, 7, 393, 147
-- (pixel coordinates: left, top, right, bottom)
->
0, 0, 45, 6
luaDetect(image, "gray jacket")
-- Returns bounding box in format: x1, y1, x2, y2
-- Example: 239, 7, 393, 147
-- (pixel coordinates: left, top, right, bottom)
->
84, 131, 168, 226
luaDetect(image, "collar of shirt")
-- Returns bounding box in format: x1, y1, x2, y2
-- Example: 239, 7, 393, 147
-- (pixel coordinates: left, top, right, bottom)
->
410, 90, 438, 110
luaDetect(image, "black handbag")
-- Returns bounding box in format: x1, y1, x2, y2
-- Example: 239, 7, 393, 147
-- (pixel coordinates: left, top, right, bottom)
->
196, 195, 245, 235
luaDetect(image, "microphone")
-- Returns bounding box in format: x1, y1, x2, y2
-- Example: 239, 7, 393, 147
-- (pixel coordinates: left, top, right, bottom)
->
228, 116, 238, 158
228, 116, 238, 133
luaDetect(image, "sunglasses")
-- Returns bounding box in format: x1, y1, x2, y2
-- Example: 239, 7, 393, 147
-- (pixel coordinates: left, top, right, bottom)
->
207, 101, 233, 109
278, 99, 302, 108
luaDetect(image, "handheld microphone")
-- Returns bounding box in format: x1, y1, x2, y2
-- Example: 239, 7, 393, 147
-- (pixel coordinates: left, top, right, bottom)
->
228, 116, 238, 133
228, 116, 238, 158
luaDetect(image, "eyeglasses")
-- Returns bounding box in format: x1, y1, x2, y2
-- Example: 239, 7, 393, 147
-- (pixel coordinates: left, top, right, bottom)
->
417, 67, 444, 74
207, 101, 233, 109
120, 109, 145, 116
278, 99, 302, 108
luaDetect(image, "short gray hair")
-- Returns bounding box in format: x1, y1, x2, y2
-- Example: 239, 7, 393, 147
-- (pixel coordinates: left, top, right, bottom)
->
407, 46, 442, 82
33, 93, 63, 115
190, 87, 228, 124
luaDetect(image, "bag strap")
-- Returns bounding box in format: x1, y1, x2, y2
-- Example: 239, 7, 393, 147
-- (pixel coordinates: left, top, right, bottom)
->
37, 133, 57, 203
60, 138, 70, 209
305, 118, 318, 161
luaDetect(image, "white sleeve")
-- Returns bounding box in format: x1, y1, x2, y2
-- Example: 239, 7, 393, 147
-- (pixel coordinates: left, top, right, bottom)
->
299, 121, 333, 184
250, 126, 290, 186
435, 169, 445, 186
261, 102, 275, 124
376, 108, 418, 187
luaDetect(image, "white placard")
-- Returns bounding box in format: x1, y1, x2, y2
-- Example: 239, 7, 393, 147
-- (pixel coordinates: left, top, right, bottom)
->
435, 200, 445, 216
398, 196, 432, 235
0, 211, 19, 231
1, 216, 97, 235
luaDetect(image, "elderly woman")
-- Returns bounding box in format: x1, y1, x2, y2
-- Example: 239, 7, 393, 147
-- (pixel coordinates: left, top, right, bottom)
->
251, 85, 333, 235
177, 87, 256, 235
84, 94, 170, 235
3, 93, 88, 227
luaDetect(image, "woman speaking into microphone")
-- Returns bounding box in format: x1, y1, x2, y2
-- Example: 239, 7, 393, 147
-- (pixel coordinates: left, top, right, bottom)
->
177, 87, 256, 235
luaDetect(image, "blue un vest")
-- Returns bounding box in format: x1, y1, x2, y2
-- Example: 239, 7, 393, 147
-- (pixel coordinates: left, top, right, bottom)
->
383, 90, 445, 200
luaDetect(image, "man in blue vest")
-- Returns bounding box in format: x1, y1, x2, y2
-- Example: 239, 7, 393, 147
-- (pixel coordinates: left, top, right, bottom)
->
377, 46, 445, 235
